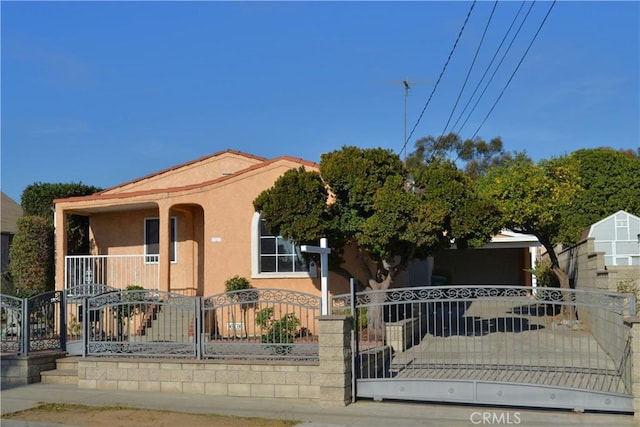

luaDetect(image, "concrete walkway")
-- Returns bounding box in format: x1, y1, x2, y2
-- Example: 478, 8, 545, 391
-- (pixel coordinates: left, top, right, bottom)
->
0, 382, 635, 427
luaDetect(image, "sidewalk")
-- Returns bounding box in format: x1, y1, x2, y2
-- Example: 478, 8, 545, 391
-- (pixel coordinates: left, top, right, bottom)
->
0, 383, 635, 427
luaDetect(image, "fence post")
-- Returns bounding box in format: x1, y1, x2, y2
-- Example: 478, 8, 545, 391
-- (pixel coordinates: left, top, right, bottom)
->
624, 316, 640, 420
59, 291, 67, 352
82, 297, 88, 357
195, 297, 201, 360
318, 313, 353, 406
350, 278, 359, 403
20, 297, 29, 356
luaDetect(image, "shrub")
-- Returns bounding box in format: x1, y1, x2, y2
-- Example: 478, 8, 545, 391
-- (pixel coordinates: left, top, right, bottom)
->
529, 261, 560, 288
8, 216, 54, 295
255, 307, 300, 354
617, 279, 640, 314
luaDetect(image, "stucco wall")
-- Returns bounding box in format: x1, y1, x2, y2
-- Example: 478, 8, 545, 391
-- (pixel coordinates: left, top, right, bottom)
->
56, 157, 339, 298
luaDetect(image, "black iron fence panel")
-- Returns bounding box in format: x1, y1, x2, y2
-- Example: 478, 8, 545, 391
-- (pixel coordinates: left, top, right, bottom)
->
26, 291, 65, 353
1, 294, 24, 353
85, 290, 198, 358
201, 288, 321, 360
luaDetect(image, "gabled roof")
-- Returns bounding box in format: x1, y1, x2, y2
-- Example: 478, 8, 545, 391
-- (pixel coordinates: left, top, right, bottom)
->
99, 149, 269, 195
1, 192, 23, 234
54, 152, 318, 205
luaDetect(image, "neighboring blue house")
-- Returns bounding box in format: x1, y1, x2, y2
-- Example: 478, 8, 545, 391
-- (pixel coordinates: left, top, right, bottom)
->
587, 210, 640, 266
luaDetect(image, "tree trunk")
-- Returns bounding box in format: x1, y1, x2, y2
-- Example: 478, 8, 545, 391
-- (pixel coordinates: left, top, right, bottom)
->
366, 272, 393, 342
541, 239, 575, 320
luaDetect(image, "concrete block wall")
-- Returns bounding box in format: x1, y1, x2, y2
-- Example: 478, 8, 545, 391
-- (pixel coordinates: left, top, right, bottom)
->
75, 316, 355, 405
1, 351, 66, 386
77, 359, 322, 399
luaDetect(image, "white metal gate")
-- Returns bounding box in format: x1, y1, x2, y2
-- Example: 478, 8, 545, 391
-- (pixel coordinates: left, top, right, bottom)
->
332, 285, 635, 412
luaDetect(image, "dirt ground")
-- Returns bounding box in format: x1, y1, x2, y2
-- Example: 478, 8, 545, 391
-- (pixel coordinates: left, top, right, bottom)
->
2, 403, 299, 427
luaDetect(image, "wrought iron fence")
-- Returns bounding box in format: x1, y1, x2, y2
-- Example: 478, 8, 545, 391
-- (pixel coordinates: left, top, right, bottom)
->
1, 294, 24, 353
332, 284, 636, 400
2, 287, 321, 360
26, 291, 65, 353
201, 288, 321, 360
1, 291, 65, 355
84, 290, 198, 358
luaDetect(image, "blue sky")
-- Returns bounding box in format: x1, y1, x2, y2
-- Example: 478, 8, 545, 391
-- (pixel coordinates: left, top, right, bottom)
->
1, 1, 638, 203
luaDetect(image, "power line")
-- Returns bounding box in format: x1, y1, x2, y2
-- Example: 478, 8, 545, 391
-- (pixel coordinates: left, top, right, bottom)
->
441, 0, 499, 137
455, 0, 535, 135
399, 0, 477, 157
451, 1, 527, 133
470, 0, 556, 139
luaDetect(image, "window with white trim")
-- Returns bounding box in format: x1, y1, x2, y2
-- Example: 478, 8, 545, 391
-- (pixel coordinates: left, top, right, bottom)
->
144, 217, 177, 263
252, 213, 316, 277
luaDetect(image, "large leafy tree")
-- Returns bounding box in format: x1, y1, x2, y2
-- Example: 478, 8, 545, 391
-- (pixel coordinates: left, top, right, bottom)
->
479, 148, 640, 316
557, 148, 640, 244
479, 154, 583, 316
254, 144, 502, 335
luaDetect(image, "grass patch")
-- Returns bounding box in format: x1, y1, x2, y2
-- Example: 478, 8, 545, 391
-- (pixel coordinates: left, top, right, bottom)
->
2, 402, 300, 427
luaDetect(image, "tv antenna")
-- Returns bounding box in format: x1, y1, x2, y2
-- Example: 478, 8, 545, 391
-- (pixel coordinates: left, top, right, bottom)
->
393, 78, 420, 162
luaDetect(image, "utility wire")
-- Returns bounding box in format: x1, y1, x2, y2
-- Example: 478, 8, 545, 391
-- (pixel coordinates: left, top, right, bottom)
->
451, 1, 526, 133
399, 0, 477, 157
456, 0, 535, 135
471, 0, 556, 139
441, 0, 499, 137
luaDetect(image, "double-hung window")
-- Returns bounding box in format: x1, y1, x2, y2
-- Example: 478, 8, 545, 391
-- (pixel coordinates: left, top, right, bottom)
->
144, 217, 177, 263
252, 213, 315, 277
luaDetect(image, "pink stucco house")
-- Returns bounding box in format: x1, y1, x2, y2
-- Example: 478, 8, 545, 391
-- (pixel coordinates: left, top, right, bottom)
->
53, 150, 347, 298
54, 149, 540, 299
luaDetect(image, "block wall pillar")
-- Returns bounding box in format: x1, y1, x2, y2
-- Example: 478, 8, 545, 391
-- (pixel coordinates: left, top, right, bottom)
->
318, 314, 353, 406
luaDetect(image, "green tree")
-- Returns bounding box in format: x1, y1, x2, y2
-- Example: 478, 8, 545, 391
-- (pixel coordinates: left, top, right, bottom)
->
7, 216, 54, 296
407, 132, 514, 179
479, 154, 583, 317
21, 182, 102, 254
557, 148, 640, 244
254, 144, 501, 336
6, 182, 102, 296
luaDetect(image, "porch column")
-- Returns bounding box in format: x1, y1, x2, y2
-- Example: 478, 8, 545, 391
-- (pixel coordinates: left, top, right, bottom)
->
54, 206, 68, 291
158, 203, 171, 293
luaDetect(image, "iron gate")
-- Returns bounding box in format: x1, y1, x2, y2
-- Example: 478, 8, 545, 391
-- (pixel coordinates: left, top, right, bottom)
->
64, 284, 119, 355
332, 285, 635, 412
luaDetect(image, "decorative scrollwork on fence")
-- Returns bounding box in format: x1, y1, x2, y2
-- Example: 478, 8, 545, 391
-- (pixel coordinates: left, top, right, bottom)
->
1, 294, 23, 310
87, 342, 195, 357
65, 284, 118, 300
203, 288, 321, 309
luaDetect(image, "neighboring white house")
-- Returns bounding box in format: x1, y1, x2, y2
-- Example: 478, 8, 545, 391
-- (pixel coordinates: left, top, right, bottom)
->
588, 210, 640, 267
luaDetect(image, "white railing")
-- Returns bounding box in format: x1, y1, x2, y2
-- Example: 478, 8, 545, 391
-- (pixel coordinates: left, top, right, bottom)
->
65, 255, 159, 291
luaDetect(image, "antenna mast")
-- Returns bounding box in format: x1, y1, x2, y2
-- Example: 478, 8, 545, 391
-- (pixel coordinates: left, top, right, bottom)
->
402, 79, 413, 162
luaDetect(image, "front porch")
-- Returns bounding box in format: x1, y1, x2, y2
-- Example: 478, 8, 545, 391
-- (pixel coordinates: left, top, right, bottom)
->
65, 255, 160, 292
